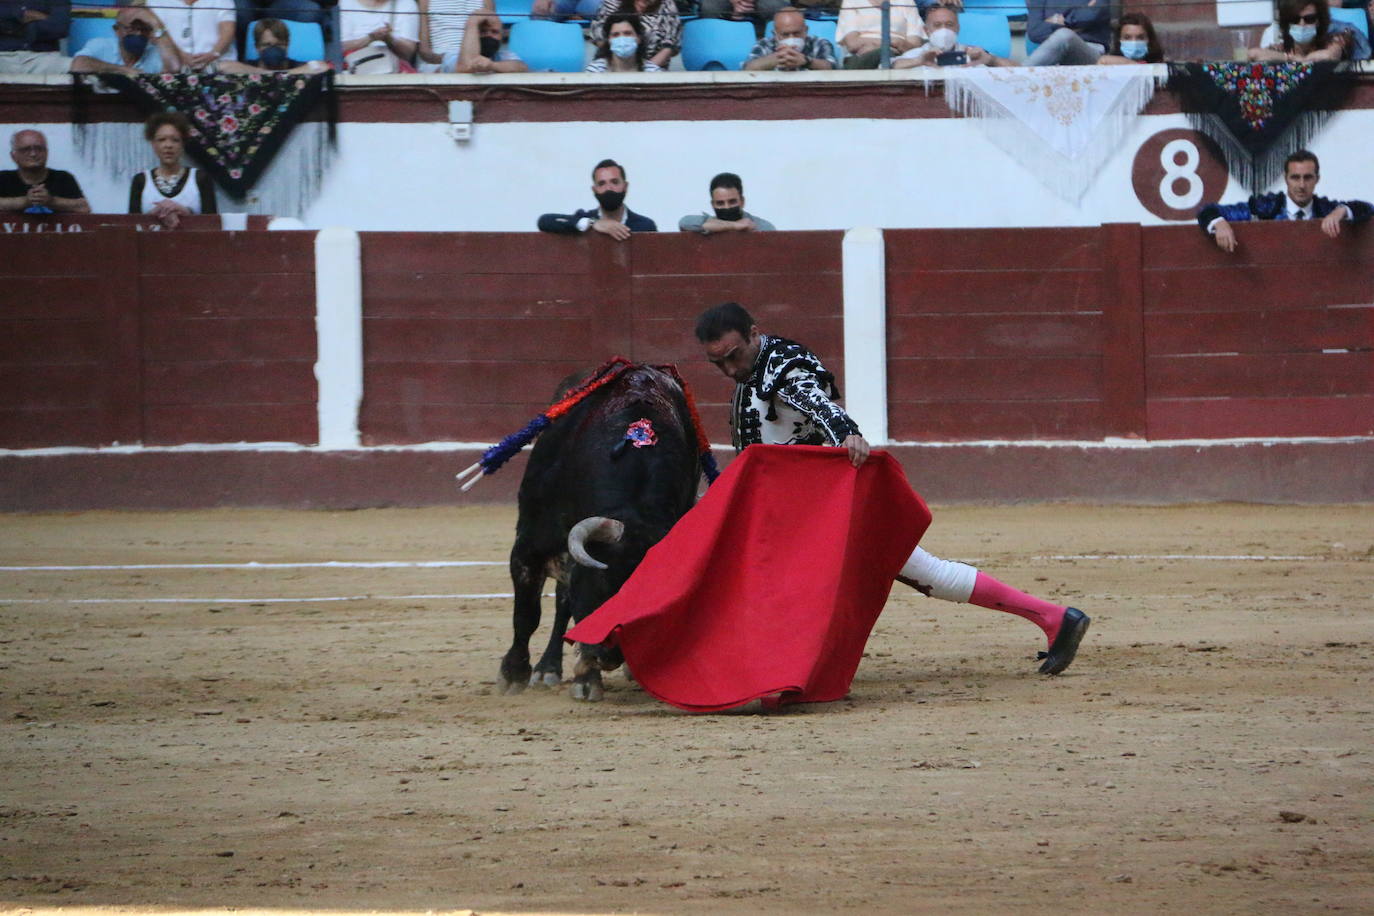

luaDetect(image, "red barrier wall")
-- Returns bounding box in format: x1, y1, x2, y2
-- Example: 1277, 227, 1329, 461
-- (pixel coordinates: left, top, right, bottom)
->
0, 229, 318, 448
357, 231, 845, 444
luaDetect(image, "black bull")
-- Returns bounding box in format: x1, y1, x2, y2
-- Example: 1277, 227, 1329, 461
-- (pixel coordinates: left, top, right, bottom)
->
498, 365, 702, 701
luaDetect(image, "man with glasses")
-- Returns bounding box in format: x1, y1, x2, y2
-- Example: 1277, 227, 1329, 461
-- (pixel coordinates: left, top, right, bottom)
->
0, 129, 90, 214
1197, 149, 1371, 253
70, 5, 183, 74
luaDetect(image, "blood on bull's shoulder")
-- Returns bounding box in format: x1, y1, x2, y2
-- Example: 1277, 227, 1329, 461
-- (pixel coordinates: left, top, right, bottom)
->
499, 364, 702, 703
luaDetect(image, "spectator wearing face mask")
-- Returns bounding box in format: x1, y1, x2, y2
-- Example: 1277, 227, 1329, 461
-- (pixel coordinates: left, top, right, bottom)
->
743, 7, 836, 70
1250, 0, 1369, 61
71, 4, 182, 75
586, 12, 661, 70
447, 10, 526, 71
538, 158, 657, 240
679, 172, 775, 235
218, 17, 328, 71
892, 3, 1009, 67
1095, 12, 1164, 63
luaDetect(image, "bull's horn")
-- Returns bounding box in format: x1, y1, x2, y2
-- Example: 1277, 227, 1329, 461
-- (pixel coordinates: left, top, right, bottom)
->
567, 517, 626, 570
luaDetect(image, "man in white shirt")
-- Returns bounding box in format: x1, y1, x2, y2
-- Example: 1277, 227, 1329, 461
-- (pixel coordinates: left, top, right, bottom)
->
1197, 149, 1372, 253
70, 5, 182, 74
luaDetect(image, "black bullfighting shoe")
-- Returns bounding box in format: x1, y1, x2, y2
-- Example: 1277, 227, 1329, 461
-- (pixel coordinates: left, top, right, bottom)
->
1037, 607, 1090, 676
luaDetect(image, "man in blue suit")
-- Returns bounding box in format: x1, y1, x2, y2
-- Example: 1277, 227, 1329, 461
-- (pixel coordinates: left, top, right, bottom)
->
1197, 149, 1372, 253
538, 159, 657, 241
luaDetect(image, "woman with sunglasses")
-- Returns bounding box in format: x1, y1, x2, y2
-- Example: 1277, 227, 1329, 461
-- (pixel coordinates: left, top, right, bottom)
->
1249, 0, 1370, 61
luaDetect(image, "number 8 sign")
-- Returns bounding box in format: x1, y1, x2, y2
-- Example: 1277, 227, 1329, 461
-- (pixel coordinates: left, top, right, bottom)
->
1131, 129, 1229, 221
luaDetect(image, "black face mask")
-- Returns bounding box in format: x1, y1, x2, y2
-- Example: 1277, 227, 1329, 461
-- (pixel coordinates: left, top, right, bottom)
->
121, 32, 150, 58
259, 45, 289, 69
479, 35, 501, 58
595, 189, 626, 212
713, 206, 743, 221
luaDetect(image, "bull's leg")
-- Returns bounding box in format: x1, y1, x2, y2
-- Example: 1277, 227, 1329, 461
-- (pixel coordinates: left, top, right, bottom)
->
529, 582, 570, 687
570, 647, 605, 702
498, 551, 544, 695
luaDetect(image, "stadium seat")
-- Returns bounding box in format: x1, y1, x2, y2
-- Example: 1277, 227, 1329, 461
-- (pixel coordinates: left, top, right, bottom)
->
681, 18, 755, 70
507, 19, 586, 71
1330, 6, 1369, 38
495, 0, 534, 26
957, 11, 1011, 59
245, 18, 327, 61
66, 16, 115, 56
960, 0, 1021, 17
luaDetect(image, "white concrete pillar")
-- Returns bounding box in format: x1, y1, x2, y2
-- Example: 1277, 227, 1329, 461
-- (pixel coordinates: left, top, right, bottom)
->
313, 226, 363, 449
842, 226, 888, 445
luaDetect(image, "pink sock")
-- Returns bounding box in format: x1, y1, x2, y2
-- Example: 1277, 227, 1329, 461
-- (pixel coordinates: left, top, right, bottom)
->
968, 572, 1067, 644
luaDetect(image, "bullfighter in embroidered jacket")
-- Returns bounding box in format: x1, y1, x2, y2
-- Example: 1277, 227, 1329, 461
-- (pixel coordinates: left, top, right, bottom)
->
1197, 149, 1371, 253
694, 301, 1091, 676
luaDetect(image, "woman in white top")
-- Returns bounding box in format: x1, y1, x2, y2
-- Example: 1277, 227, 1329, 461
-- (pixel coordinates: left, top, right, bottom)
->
128, 112, 217, 230
417, 0, 487, 70
340, 0, 422, 71
160, 0, 237, 69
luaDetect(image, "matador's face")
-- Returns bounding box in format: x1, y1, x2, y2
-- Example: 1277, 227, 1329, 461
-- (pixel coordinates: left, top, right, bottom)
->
703, 327, 761, 384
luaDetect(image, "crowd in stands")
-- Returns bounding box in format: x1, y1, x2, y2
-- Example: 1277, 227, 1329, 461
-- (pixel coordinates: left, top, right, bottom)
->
0, 0, 1369, 76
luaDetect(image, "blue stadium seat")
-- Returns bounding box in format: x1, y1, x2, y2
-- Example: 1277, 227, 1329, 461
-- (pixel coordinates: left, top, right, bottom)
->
1330, 6, 1369, 38
245, 18, 326, 61
681, 17, 755, 70
66, 16, 115, 56
507, 19, 586, 71
958, 11, 1011, 59
960, 0, 1022, 18
496, 0, 533, 25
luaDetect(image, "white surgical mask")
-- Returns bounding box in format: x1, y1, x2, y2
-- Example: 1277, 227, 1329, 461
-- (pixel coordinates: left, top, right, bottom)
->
927, 27, 958, 52
778, 36, 805, 50
1289, 23, 1317, 44
609, 34, 638, 58
1119, 38, 1148, 59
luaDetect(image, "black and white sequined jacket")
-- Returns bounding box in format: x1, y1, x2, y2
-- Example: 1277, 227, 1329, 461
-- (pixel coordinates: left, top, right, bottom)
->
730, 335, 862, 451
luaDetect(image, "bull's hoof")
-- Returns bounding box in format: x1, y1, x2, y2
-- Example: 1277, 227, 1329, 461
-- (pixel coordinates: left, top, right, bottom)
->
529, 670, 561, 688
623, 663, 636, 683
570, 671, 604, 702
499, 677, 527, 696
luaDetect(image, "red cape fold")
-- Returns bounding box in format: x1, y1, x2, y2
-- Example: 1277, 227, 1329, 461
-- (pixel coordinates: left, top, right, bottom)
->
564, 444, 931, 712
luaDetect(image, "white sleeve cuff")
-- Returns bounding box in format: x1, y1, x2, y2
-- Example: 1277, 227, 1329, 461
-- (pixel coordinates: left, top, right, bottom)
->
1206, 217, 1223, 234
576, 217, 593, 232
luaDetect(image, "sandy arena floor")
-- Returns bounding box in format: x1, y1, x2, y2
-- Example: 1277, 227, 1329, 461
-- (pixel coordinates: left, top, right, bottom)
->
1, 504, 1371, 915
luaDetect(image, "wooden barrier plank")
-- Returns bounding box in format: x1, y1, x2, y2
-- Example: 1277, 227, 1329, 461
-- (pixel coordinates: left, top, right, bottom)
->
1142, 221, 1374, 268
0, 408, 108, 448
886, 228, 1101, 271
888, 399, 1104, 440
0, 233, 103, 275
137, 232, 316, 276
1148, 395, 1374, 439
4, 277, 110, 318
1143, 264, 1370, 313
887, 270, 1103, 314
1100, 222, 1147, 438
0, 320, 107, 363
1147, 352, 1371, 398
631, 231, 843, 275
634, 316, 841, 364
144, 404, 318, 445
142, 361, 317, 405
0, 365, 104, 408
360, 232, 592, 275
97, 230, 143, 446
889, 356, 1101, 401
363, 274, 598, 318
630, 274, 843, 319
360, 401, 567, 444
139, 273, 316, 318
887, 313, 1101, 358
142, 318, 317, 361
1145, 306, 1374, 355
363, 317, 596, 361
364, 360, 589, 404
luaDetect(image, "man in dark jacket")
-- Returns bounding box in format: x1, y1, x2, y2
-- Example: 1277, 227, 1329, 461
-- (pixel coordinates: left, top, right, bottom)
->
0, 0, 69, 73
537, 159, 657, 240
1197, 149, 1372, 253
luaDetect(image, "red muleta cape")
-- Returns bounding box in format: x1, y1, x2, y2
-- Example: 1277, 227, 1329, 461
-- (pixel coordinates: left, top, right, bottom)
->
564, 444, 931, 711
